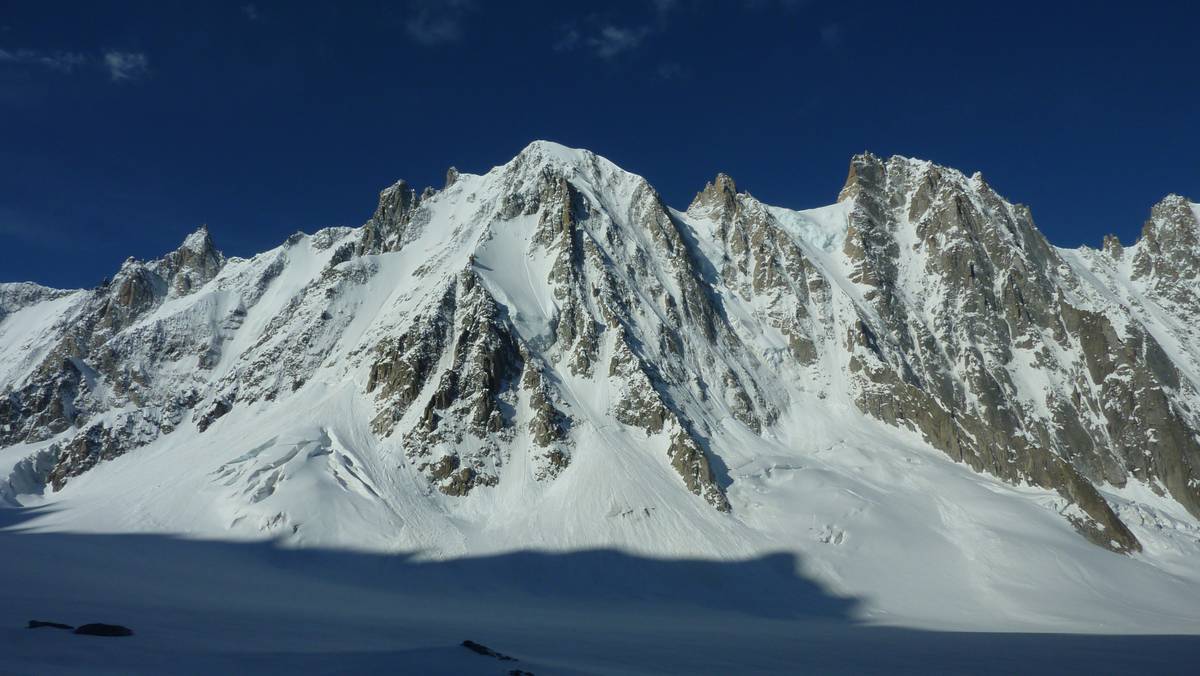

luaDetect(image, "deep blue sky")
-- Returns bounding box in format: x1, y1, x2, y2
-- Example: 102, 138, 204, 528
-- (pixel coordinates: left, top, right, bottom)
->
2, 1, 1197, 288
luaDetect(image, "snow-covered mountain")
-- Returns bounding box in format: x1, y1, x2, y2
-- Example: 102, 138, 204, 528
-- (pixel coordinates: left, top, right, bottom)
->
3, 141, 1200, 631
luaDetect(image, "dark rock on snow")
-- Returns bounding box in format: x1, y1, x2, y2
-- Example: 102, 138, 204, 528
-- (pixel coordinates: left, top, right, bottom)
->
462, 639, 517, 661
74, 623, 134, 637
27, 620, 73, 630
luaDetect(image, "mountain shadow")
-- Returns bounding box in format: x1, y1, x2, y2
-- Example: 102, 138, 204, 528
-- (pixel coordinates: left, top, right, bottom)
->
0, 507, 1197, 675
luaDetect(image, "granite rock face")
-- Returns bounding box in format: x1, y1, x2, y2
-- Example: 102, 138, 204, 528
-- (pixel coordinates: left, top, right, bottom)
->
828, 155, 1198, 551
1, 141, 1197, 554
0, 227, 227, 483
0, 283, 73, 323
675, 152, 1199, 552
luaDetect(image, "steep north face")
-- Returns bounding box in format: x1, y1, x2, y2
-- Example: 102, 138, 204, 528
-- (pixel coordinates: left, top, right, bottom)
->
1, 142, 1198, 559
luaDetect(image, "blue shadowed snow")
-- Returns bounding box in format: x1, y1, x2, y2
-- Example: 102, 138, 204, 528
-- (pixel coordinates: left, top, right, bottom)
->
2, 508, 1197, 675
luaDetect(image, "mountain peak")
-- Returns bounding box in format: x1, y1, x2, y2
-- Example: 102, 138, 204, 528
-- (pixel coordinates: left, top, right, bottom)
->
157, 225, 225, 297
689, 172, 739, 213
838, 152, 886, 202
510, 140, 594, 169
1102, 233, 1124, 258
839, 152, 991, 207
1132, 192, 1200, 284
501, 141, 647, 188
378, 178, 411, 198
1152, 193, 1198, 221
1159, 192, 1193, 205
711, 172, 737, 193
179, 224, 215, 255
1142, 193, 1199, 240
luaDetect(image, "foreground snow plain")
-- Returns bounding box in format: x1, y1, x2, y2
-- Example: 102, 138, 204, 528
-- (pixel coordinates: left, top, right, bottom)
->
3, 507, 1199, 675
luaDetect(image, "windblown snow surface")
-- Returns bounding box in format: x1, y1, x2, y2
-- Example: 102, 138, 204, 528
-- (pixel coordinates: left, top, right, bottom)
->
2, 142, 1199, 674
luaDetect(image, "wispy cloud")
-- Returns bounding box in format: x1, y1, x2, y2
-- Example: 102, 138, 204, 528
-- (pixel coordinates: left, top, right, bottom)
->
656, 61, 687, 80
556, 21, 656, 60
103, 51, 148, 82
650, 0, 679, 21
819, 23, 842, 48
0, 47, 88, 73
404, 0, 477, 46
553, 27, 582, 53
1, 46, 147, 82
555, 2, 685, 61
588, 25, 652, 59
743, 0, 809, 10
241, 4, 260, 21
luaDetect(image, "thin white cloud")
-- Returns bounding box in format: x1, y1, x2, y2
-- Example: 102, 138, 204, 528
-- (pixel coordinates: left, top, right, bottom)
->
820, 23, 842, 47
405, 15, 461, 45
0, 47, 87, 72
650, 0, 679, 19
241, 4, 260, 21
743, 0, 809, 10
2, 46, 148, 82
588, 25, 652, 59
404, 0, 477, 46
103, 51, 148, 81
553, 27, 582, 53
656, 61, 686, 80
556, 3, 679, 61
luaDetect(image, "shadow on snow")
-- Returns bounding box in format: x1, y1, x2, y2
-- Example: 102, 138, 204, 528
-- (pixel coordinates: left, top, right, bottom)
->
1, 506, 1197, 675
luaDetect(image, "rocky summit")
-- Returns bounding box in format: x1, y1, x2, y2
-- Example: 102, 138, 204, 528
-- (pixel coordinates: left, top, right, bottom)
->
2, 141, 1200, 630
